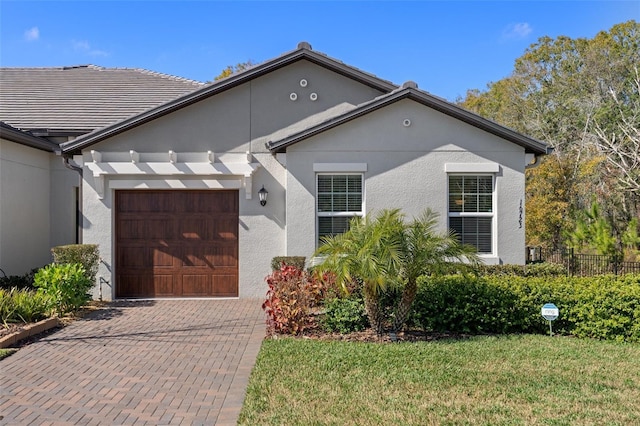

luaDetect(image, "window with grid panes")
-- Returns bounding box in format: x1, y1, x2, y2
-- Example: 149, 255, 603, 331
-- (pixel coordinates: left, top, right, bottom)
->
448, 175, 493, 253
317, 174, 363, 244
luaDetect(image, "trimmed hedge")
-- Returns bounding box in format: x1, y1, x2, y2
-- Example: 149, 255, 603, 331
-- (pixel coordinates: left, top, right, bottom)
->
476, 262, 567, 277
51, 244, 99, 283
270, 256, 306, 271
408, 274, 640, 342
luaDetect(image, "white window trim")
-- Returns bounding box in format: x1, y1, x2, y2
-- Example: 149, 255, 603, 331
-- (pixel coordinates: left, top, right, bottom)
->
447, 173, 497, 258
316, 172, 364, 246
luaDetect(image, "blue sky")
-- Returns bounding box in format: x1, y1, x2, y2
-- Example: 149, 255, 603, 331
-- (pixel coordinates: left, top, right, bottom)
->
1, 1, 638, 101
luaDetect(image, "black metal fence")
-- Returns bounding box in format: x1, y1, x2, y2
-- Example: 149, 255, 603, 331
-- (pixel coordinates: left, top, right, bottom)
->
526, 246, 640, 276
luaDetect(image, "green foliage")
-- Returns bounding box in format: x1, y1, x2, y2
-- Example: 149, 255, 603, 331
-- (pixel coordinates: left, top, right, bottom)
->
477, 262, 567, 277
409, 274, 640, 342
0, 267, 40, 291
214, 60, 256, 81
262, 264, 325, 335
409, 275, 521, 334
322, 297, 368, 334
34, 263, 92, 315
270, 256, 306, 271
51, 244, 99, 284
460, 21, 640, 250
0, 288, 52, 325
314, 209, 479, 335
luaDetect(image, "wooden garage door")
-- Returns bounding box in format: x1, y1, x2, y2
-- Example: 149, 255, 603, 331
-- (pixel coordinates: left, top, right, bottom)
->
116, 190, 238, 298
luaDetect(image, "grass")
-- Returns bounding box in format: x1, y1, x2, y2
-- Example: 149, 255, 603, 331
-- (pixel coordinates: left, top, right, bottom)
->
0, 348, 17, 360
239, 334, 640, 425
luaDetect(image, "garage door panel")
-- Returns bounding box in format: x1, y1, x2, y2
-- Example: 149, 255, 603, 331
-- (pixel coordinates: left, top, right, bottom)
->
182, 275, 210, 296
179, 218, 209, 240
118, 275, 153, 298
214, 275, 238, 297
153, 275, 176, 297
116, 190, 238, 298
152, 248, 177, 268
148, 219, 174, 240
119, 246, 149, 268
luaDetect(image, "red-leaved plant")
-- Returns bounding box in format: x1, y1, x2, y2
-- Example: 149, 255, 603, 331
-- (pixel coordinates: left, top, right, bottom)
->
262, 263, 327, 335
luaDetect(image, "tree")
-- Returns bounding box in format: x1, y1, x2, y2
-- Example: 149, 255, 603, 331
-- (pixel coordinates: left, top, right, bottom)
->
459, 20, 640, 253
214, 60, 256, 81
314, 209, 479, 336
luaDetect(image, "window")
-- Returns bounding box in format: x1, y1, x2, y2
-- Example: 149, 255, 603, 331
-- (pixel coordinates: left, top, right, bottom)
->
317, 174, 363, 244
448, 175, 493, 253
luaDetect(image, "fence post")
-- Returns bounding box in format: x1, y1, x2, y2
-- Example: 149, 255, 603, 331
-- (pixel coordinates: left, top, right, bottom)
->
569, 247, 575, 276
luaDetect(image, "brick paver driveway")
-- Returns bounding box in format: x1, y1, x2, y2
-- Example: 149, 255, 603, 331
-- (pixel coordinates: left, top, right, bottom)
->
0, 299, 265, 425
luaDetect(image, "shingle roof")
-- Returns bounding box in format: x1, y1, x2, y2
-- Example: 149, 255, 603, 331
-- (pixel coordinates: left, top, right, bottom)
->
0, 65, 204, 135
266, 82, 549, 155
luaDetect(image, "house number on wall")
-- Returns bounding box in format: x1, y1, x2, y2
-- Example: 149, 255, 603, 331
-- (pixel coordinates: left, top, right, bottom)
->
519, 199, 523, 229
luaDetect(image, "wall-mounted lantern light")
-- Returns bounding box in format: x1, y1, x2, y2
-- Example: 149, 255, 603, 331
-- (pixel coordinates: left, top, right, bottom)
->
258, 185, 268, 206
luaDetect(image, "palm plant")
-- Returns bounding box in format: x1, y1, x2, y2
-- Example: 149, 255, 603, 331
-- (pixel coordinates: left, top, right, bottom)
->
314, 210, 404, 335
392, 209, 480, 332
314, 208, 480, 336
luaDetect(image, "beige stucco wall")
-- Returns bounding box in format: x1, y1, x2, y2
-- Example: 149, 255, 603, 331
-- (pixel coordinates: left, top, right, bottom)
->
0, 138, 79, 276
285, 99, 527, 265
81, 59, 382, 300
0, 139, 52, 275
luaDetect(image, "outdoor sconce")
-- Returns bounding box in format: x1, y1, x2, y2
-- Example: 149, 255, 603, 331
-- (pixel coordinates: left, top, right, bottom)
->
258, 185, 268, 206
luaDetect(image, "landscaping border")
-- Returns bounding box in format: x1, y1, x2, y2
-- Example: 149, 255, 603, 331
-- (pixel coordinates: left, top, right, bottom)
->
0, 318, 59, 348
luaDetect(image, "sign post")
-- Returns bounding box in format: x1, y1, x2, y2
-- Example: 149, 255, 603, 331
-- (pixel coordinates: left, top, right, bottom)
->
541, 303, 559, 336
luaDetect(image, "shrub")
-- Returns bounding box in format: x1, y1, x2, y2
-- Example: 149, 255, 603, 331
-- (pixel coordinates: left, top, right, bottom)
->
270, 256, 306, 271
262, 264, 324, 335
0, 267, 40, 291
477, 262, 567, 277
322, 297, 368, 333
51, 244, 99, 283
409, 275, 521, 334
34, 263, 92, 315
408, 273, 640, 342
0, 288, 52, 325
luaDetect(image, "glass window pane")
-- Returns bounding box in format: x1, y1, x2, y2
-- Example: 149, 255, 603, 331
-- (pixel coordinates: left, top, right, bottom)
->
464, 176, 478, 193
478, 176, 493, 194
347, 194, 362, 212
478, 195, 492, 212
347, 175, 362, 192
333, 194, 347, 211
333, 175, 347, 192
449, 176, 463, 194
318, 194, 332, 212
463, 194, 478, 213
318, 175, 332, 193
448, 193, 460, 212
450, 217, 463, 236
478, 218, 492, 233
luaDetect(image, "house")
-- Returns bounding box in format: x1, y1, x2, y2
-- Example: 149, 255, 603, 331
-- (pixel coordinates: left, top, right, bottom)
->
1, 42, 548, 299
0, 66, 204, 276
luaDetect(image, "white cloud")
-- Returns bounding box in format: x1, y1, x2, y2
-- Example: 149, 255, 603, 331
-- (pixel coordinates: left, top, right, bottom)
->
503, 22, 533, 40
73, 39, 109, 57
24, 27, 40, 41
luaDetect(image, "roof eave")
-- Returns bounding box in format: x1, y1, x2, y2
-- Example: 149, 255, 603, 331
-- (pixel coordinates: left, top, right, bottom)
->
61, 47, 398, 154
0, 123, 59, 152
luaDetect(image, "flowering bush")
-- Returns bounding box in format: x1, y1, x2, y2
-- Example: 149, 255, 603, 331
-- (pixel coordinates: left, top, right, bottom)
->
262, 264, 325, 335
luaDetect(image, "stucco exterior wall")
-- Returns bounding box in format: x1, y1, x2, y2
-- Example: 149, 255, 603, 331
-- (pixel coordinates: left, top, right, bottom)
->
80, 59, 385, 300
0, 139, 52, 275
49, 156, 80, 249
285, 99, 527, 265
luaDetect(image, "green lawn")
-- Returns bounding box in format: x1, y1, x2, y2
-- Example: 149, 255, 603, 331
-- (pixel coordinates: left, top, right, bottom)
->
239, 334, 640, 425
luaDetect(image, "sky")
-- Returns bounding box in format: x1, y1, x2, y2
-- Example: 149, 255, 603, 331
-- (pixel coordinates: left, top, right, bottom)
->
1, 1, 638, 101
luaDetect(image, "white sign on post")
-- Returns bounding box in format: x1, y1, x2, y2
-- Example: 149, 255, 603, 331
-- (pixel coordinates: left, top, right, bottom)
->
541, 303, 559, 335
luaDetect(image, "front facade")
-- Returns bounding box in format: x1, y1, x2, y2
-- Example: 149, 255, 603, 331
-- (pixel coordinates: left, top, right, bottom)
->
2, 43, 547, 300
